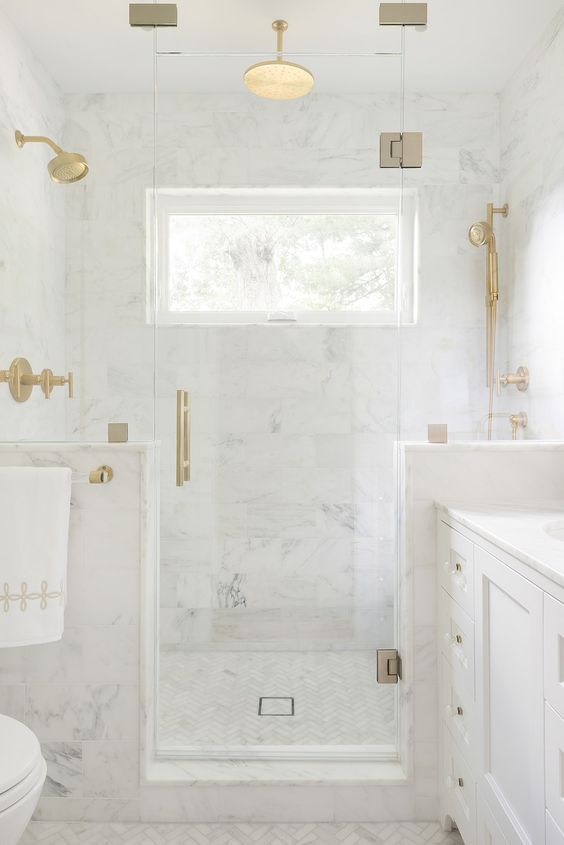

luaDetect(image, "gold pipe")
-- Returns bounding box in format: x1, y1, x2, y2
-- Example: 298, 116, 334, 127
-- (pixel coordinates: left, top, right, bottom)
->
15, 131, 62, 154
469, 203, 507, 439
273, 19, 288, 58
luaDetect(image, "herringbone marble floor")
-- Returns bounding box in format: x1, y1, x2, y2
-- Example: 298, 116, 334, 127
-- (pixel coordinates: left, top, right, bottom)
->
21, 822, 463, 844
159, 650, 396, 747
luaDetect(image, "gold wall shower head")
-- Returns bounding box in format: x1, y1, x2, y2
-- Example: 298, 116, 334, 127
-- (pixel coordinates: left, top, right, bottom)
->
15, 130, 89, 184
244, 20, 314, 100
468, 221, 493, 247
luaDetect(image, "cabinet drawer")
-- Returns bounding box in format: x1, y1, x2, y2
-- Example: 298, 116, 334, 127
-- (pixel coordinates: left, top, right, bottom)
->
440, 588, 475, 698
438, 520, 475, 617
548, 811, 564, 845
546, 703, 564, 833
545, 594, 564, 719
442, 730, 476, 845
440, 654, 477, 767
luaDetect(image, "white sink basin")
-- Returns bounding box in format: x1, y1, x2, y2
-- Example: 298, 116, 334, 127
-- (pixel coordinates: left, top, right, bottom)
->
543, 519, 564, 541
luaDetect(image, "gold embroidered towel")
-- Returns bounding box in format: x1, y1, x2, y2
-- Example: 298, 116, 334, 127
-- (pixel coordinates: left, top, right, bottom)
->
0, 466, 72, 647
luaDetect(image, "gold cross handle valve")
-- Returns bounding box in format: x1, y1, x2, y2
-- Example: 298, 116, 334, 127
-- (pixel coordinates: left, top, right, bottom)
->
41, 369, 73, 399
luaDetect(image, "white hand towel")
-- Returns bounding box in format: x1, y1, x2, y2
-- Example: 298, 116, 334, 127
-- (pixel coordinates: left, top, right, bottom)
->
0, 467, 72, 647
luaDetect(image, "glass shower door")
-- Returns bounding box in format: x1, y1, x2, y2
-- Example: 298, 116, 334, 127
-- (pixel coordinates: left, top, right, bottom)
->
152, 47, 405, 759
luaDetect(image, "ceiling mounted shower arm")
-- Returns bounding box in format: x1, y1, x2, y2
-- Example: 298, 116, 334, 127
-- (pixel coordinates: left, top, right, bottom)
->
273, 19, 288, 59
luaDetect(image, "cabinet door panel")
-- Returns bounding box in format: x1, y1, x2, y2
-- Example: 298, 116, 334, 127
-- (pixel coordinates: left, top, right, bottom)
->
475, 546, 544, 845
545, 594, 564, 719
477, 785, 510, 844
546, 703, 564, 833
547, 811, 564, 845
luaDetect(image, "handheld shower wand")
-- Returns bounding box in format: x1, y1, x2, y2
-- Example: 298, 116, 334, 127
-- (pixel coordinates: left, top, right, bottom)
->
468, 203, 508, 440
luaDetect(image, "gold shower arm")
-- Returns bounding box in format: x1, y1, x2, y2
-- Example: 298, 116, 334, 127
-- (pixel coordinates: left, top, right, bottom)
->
15, 130, 62, 154
273, 19, 288, 58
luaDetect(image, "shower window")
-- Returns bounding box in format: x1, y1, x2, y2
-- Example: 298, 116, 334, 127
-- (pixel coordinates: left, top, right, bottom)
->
154, 190, 416, 324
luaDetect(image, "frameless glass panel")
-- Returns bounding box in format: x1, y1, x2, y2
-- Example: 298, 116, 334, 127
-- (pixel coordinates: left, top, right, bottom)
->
153, 50, 404, 758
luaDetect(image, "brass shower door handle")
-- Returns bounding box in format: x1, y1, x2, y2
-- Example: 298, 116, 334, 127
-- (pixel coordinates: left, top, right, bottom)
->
176, 389, 191, 486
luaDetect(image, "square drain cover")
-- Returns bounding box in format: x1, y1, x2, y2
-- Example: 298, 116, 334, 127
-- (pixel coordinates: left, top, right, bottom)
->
258, 696, 295, 716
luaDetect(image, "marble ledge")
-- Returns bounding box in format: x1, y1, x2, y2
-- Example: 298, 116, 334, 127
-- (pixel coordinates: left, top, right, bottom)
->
437, 501, 564, 591
400, 440, 564, 452
143, 758, 407, 787
0, 442, 156, 453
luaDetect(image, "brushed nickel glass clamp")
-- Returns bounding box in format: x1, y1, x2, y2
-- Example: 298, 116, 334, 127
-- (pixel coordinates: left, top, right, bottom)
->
379, 3, 428, 26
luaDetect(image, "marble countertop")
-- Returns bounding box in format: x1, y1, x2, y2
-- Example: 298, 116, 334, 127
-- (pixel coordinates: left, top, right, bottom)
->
437, 502, 564, 589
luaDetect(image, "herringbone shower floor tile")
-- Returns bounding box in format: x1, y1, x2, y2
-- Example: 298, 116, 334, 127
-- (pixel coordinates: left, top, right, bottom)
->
21, 822, 463, 844
159, 650, 396, 748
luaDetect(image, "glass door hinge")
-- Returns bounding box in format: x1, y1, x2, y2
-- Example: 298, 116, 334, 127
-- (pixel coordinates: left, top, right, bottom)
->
380, 132, 423, 168
377, 649, 402, 684
379, 3, 428, 26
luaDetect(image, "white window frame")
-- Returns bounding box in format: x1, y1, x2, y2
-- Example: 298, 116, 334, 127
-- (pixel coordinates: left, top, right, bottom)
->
151, 188, 417, 326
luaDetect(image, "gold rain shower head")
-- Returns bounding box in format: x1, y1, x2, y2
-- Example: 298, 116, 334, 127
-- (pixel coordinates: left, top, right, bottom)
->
15, 130, 89, 184
244, 20, 314, 101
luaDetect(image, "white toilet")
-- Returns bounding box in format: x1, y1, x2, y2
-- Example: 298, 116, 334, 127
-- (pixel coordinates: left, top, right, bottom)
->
0, 714, 46, 845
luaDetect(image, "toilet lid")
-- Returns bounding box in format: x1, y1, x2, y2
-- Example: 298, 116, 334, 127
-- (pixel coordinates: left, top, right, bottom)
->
0, 715, 42, 794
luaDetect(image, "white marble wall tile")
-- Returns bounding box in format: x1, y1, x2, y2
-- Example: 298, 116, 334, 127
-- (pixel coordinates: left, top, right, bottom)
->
216, 785, 337, 823
18, 627, 138, 686
499, 8, 564, 438
0, 10, 66, 441
42, 743, 84, 798
26, 684, 138, 742
82, 741, 139, 798
65, 568, 139, 627
138, 787, 219, 823
34, 798, 141, 822
332, 785, 415, 822
0, 684, 26, 720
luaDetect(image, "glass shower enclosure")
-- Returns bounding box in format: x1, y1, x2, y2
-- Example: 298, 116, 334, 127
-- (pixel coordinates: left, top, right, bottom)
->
151, 38, 407, 761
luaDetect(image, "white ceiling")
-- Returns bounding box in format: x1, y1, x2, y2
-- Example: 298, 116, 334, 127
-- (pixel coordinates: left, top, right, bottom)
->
1, 0, 562, 93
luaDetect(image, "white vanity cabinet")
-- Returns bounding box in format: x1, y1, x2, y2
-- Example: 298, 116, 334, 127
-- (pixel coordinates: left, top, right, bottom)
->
437, 513, 564, 845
